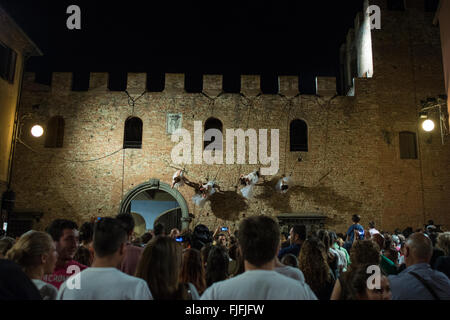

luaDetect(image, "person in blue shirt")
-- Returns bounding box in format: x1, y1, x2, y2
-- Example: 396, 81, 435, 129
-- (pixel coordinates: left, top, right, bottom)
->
278, 225, 306, 259
344, 214, 365, 252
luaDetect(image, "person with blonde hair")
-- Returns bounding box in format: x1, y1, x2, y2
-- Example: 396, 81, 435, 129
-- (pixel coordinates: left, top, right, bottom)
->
6, 230, 58, 300
434, 232, 450, 279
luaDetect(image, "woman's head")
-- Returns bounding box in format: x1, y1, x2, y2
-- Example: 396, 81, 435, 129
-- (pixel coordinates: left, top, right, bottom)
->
0, 237, 15, 258
298, 237, 332, 294
436, 232, 450, 256
350, 240, 381, 267
5, 231, 57, 277
135, 236, 184, 299
280, 253, 299, 268
205, 245, 229, 287
343, 264, 391, 300
180, 248, 206, 295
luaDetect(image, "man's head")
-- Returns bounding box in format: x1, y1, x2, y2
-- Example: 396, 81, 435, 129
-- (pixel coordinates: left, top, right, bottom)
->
116, 213, 135, 238
404, 232, 433, 267
352, 214, 361, 224
154, 223, 166, 237
238, 215, 280, 268
217, 233, 227, 247
289, 225, 306, 245
93, 218, 128, 262
46, 219, 79, 263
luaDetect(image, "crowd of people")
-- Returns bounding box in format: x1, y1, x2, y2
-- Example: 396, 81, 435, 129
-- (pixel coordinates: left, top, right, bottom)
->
1, 212, 449, 300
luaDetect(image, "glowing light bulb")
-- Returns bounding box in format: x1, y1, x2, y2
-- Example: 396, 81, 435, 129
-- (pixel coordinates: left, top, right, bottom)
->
31, 125, 44, 137
422, 120, 435, 132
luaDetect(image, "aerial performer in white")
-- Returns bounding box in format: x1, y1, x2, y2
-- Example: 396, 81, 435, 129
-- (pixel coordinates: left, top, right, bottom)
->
239, 169, 260, 199
275, 175, 292, 194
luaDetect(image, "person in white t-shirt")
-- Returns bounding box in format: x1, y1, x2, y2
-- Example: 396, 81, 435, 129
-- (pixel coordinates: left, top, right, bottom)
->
368, 221, 380, 237
57, 217, 152, 300
200, 215, 317, 300
276, 256, 306, 283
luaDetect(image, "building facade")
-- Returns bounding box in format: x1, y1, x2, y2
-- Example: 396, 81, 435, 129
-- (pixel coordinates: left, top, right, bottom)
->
9, 0, 450, 235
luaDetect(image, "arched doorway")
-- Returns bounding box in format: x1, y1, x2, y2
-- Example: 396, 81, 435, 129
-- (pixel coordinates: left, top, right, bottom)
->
119, 179, 190, 235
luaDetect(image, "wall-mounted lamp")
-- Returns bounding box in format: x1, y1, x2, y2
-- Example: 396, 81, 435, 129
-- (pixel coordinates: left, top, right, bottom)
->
419, 95, 449, 144
31, 125, 44, 137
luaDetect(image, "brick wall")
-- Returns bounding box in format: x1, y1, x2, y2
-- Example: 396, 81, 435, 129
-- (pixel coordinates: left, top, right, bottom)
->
9, 0, 450, 234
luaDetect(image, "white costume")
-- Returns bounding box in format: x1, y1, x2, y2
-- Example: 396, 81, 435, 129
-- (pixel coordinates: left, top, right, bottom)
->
172, 170, 185, 189
275, 176, 291, 193
240, 170, 260, 199
192, 181, 217, 207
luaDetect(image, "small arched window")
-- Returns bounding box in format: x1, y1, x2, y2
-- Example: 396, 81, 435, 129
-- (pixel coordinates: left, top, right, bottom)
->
204, 117, 223, 151
124, 117, 143, 149
45, 116, 65, 148
399, 131, 417, 159
290, 119, 308, 152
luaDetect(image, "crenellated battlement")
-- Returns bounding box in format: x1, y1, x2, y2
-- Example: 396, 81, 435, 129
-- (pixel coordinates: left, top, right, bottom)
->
23, 71, 373, 98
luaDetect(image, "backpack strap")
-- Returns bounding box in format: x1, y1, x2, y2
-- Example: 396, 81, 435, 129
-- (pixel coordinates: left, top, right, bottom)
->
409, 271, 440, 300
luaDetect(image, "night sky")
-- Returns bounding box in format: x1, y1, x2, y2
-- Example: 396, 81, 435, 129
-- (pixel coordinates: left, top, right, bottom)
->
0, 0, 364, 91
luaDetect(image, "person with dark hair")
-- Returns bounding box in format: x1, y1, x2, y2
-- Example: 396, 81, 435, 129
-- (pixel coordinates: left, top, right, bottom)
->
388, 233, 450, 299
280, 253, 298, 268
299, 237, 335, 300
58, 217, 152, 300
140, 232, 153, 246
341, 264, 391, 300
43, 219, 87, 289
116, 213, 144, 276
180, 248, 207, 295
205, 245, 229, 287
135, 236, 199, 300
368, 221, 380, 237
75, 222, 94, 266
0, 259, 42, 300
434, 232, 450, 279
228, 243, 239, 276
330, 231, 349, 273
201, 216, 317, 300
73, 246, 92, 267
403, 227, 414, 239
0, 236, 15, 258
200, 242, 213, 270
192, 224, 213, 251
278, 224, 306, 259
331, 240, 382, 300
153, 223, 166, 237
344, 214, 365, 252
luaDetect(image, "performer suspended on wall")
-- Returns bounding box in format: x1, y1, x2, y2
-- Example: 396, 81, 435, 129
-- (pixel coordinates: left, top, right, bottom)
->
275, 175, 291, 194
239, 169, 260, 199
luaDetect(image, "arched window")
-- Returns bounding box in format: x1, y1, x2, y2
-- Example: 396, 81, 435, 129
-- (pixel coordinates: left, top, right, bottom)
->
399, 131, 417, 159
124, 117, 143, 149
204, 117, 223, 151
290, 119, 308, 152
45, 116, 65, 148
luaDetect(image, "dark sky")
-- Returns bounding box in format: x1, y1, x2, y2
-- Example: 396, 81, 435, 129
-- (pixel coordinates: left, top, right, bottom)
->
1, 0, 364, 77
